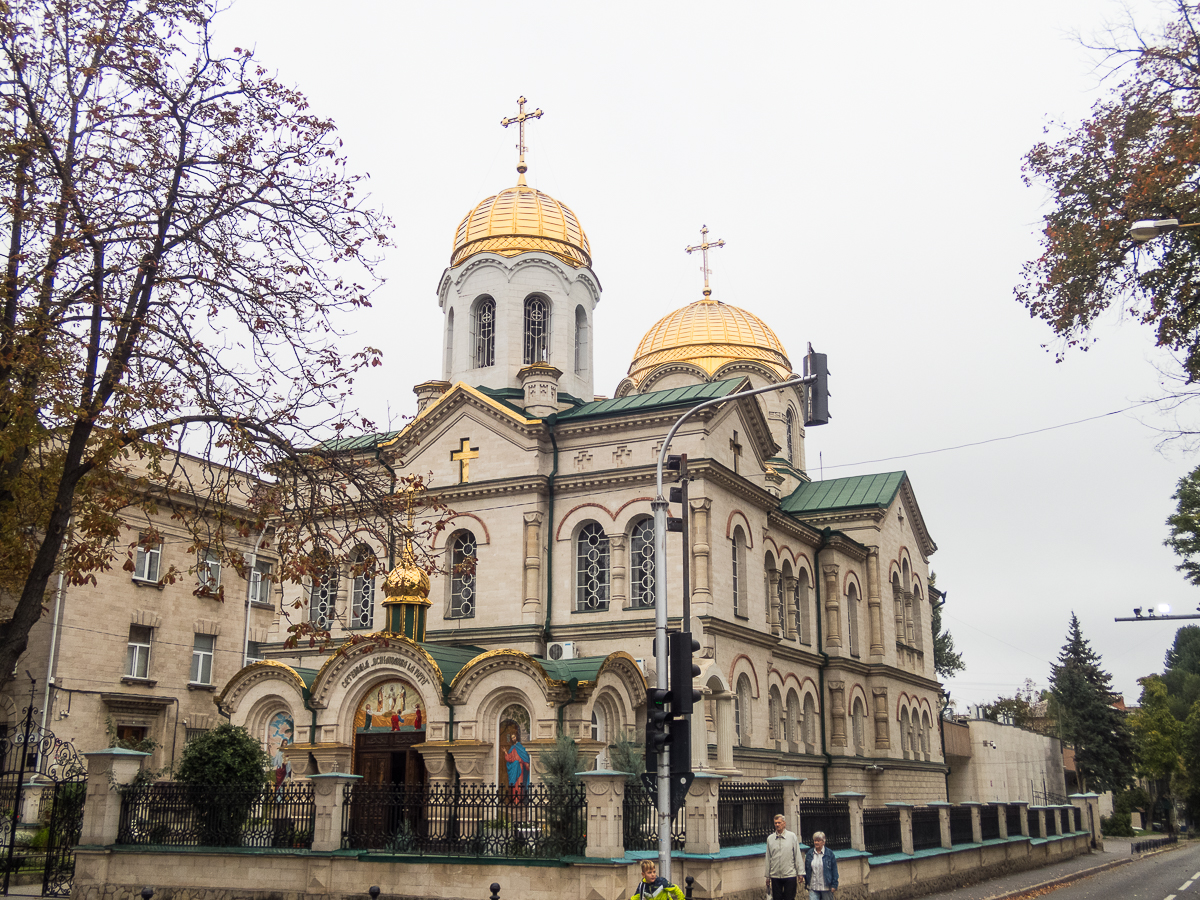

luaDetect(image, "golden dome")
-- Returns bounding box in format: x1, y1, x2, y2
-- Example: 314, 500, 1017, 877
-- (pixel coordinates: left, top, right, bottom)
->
382, 540, 431, 608
627, 298, 792, 386
451, 178, 591, 268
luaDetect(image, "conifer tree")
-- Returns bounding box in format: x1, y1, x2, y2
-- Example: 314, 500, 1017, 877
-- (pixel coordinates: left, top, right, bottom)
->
1049, 613, 1135, 793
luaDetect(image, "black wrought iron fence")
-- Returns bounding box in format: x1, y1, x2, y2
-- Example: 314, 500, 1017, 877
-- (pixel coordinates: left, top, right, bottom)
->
118, 782, 315, 848
911, 807, 942, 851
1132, 834, 1177, 853
623, 784, 684, 852
980, 807, 1001, 841
342, 782, 585, 859
1006, 804, 1023, 837
949, 807, 974, 845
717, 782, 784, 848
862, 807, 901, 856
795, 797, 852, 850
1031, 789, 1066, 806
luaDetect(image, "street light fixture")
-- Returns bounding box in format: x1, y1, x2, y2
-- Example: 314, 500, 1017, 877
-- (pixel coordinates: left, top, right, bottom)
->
1130, 218, 1182, 242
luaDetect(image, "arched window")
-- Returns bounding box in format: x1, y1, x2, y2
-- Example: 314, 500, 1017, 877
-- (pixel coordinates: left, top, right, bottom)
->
921, 711, 932, 761
781, 561, 795, 639
523, 295, 550, 364
351, 548, 375, 630
796, 569, 811, 645
786, 691, 801, 750
445, 309, 455, 377
574, 305, 588, 375
769, 687, 783, 747
900, 708, 911, 759
736, 675, 753, 747
785, 407, 795, 466
309, 561, 337, 630
912, 584, 925, 652
591, 707, 608, 769
629, 518, 655, 609
474, 297, 496, 368
847, 582, 861, 658
851, 697, 866, 757
802, 693, 817, 754
732, 526, 747, 618
576, 522, 610, 611
450, 531, 477, 619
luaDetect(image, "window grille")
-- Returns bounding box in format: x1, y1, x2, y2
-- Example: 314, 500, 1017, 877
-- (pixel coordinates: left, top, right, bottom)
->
190, 634, 214, 685
133, 535, 161, 582
523, 296, 549, 364
629, 519, 655, 608
785, 407, 795, 465
351, 553, 375, 629
184, 727, 209, 745
475, 298, 495, 367
576, 523, 609, 611
450, 532, 477, 618
310, 567, 337, 629
127, 625, 152, 678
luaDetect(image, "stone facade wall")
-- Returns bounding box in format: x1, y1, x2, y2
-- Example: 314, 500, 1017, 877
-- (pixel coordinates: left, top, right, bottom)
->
946, 720, 1066, 804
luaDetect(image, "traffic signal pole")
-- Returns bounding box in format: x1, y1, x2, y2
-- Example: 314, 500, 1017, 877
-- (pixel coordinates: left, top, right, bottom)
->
651, 372, 813, 879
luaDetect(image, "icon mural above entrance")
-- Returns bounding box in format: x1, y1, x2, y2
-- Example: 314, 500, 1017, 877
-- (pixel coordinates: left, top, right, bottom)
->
355, 680, 425, 733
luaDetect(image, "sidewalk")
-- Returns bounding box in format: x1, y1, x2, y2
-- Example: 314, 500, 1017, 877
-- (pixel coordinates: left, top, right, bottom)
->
912, 838, 1158, 900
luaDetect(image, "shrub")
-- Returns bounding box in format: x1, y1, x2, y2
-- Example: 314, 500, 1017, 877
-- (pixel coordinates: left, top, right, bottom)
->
1101, 810, 1135, 837
609, 733, 645, 786
175, 724, 269, 846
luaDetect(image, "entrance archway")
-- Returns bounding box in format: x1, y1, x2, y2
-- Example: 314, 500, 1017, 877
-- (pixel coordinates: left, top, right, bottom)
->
352, 679, 427, 787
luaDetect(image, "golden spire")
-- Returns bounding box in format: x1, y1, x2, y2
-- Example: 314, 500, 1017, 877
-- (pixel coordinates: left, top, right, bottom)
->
685, 225, 726, 303
501, 96, 543, 185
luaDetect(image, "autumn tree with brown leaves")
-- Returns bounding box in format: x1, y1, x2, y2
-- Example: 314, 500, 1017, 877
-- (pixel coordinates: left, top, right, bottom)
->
1018, 2, 1200, 385
0, 0, 445, 692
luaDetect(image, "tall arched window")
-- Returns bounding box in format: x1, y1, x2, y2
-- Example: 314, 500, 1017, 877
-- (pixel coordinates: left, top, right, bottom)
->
781, 561, 795, 639
523, 295, 549, 364
851, 697, 866, 756
786, 691, 801, 752
591, 706, 609, 769
474, 297, 496, 368
769, 687, 783, 748
921, 711, 932, 761
736, 674, 753, 747
796, 569, 810, 645
629, 518, 655, 609
847, 582, 861, 658
574, 305, 588, 375
450, 531, 477, 619
576, 522, 610, 611
732, 526, 747, 618
802, 693, 817, 754
785, 406, 795, 466
912, 584, 925, 652
309, 561, 337, 631
900, 708, 911, 759
444, 309, 455, 377
351, 548, 375, 630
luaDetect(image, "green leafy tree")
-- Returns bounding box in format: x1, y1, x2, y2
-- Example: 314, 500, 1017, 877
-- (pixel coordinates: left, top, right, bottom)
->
1160, 626, 1200, 720
609, 733, 645, 786
1167, 470, 1200, 585
983, 679, 1041, 729
929, 572, 964, 679
175, 723, 269, 846
1130, 675, 1184, 833
1049, 613, 1135, 793
1017, 1, 1200, 383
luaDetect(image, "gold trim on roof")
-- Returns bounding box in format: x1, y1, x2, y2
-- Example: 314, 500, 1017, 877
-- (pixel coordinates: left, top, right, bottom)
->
311, 632, 444, 694
379, 382, 541, 451
216, 659, 307, 704
449, 647, 554, 694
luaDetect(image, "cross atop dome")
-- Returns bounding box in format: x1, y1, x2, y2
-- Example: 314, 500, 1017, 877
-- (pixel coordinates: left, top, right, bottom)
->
501, 96, 543, 184
685, 224, 725, 302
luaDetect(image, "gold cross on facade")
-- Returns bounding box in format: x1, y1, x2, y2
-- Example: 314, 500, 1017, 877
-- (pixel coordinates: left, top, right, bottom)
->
451, 438, 480, 483
501, 96, 543, 178
730, 430, 742, 475
685, 225, 726, 300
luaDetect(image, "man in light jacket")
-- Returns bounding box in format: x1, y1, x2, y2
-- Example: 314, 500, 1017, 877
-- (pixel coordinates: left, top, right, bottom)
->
804, 831, 839, 900
765, 814, 803, 900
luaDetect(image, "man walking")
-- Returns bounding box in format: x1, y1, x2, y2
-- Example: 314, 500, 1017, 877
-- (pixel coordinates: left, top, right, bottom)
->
765, 814, 802, 900
804, 831, 838, 900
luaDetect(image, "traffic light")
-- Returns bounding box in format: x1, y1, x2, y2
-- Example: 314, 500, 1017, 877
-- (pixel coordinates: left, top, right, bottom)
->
804, 343, 830, 426
665, 455, 686, 532
645, 687, 671, 773
669, 631, 702, 716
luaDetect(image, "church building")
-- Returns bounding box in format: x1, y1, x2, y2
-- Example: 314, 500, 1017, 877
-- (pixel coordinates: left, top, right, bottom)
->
217, 103, 948, 803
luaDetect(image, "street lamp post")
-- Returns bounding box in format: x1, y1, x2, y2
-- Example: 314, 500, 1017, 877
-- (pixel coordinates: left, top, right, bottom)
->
1130, 218, 1200, 242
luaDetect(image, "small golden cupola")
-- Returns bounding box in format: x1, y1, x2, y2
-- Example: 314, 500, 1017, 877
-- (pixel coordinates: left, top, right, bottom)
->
382, 538, 431, 642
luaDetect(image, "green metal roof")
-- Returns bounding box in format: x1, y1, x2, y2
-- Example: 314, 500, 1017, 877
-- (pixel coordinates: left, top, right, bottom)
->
555, 378, 745, 422
780, 471, 907, 515
419, 643, 488, 690
318, 431, 400, 452
293, 667, 319, 690
539, 656, 606, 683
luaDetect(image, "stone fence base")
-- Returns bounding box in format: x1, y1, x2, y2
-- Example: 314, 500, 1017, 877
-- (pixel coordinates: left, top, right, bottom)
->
72, 833, 1094, 900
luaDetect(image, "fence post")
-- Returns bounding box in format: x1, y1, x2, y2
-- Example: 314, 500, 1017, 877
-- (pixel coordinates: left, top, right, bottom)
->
886, 802, 913, 855
685, 772, 724, 854
993, 802, 1008, 839
579, 770, 626, 858
1075, 792, 1101, 847
1010, 800, 1029, 837
310, 772, 362, 852
961, 801, 982, 844
767, 776, 805, 835
929, 801, 951, 849
834, 792, 865, 851
80, 748, 148, 846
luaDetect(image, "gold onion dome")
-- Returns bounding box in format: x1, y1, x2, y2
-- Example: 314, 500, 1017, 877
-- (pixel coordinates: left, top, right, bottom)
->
627, 297, 792, 387
382, 541, 431, 608
451, 176, 592, 269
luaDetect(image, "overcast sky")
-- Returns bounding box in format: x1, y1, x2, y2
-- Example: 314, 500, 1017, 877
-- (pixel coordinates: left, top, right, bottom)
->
214, 0, 1196, 710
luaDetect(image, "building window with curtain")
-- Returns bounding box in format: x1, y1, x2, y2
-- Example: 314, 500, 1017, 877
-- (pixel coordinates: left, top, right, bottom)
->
576, 522, 610, 611
451, 531, 477, 618
523, 295, 549, 364
629, 518, 655, 609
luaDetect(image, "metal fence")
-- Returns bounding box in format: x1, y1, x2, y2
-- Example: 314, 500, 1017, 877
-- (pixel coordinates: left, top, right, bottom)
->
342, 782, 585, 859
118, 783, 315, 848
1031, 789, 1066, 806
862, 807, 902, 856
717, 782, 784, 848
949, 807, 974, 845
1006, 805, 1023, 837
623, 784, 684, 852
911, 807, 942, 851
980, 807, 1001, 841
795, 797, 852, 850
1131, 834, 1178, 854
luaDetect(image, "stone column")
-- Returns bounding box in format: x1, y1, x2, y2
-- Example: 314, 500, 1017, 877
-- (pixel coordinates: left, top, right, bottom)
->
872, 688, 890, 750
835, 792, 866, 851
310, 773, 361, 852
522, 511, 543, 624
768, 776, 806, 833
415, 742, 454, 785
783, 575, 798, 640
80, 748, 148, 846
685, 772, 724, 854
1011, 800, 1029, 836
828, 681, 847, 749
887, 802, 914, 855
893, 584, 905, 645
962, 801, 982, 844
993, 802, 1008, 839
447, 741, 492, 785
903, 591, 915, 645
580, 771, 626, 858
690, 498, 713, 618
930, 801, 951, 849
768, 568, 781, 636
822, 564, 842, 648
714, 691, 736, 772
610, 533, 628, 608
692, 689, 710, 770
866, 548, 885, 657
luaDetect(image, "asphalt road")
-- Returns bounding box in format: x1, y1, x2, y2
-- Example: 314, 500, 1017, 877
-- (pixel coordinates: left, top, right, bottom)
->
1017, 843, 1200, 900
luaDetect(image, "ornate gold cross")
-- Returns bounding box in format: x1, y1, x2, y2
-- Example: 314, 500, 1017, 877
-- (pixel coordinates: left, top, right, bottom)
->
501, 96, 543, 177
685, 224, 726, 299
451, 438, 480, 483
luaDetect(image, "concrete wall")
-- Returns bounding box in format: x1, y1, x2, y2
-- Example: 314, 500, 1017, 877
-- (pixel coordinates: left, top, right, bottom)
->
946, 719, 1065, 804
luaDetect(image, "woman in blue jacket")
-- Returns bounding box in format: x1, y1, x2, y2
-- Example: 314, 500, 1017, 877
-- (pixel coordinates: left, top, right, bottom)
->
803, 832, 838, 900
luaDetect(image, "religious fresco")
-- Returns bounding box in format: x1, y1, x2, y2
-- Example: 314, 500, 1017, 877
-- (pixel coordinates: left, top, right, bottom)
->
497, 704, 531, 799
267, 712, 293, 759
353, 679, 425, 732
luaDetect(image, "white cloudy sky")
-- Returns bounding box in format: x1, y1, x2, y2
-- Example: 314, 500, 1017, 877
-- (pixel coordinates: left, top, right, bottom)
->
215, 0, 1197, 708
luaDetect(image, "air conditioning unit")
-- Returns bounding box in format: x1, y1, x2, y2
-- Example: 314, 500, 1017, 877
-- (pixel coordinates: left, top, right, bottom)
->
634, 658, 648, 675
547, 641, 575, 661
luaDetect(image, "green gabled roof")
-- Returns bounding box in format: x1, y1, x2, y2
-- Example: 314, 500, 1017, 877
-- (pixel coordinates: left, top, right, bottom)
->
780, 471, 907, 515
556, 378, 745, 422
293, 667, 319, 690
539, 656, 606, 683
318, 431, 400, 452
419, 643, 488, 690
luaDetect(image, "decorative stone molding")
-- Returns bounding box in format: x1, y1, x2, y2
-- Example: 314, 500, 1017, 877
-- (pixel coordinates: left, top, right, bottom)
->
308, 743, 352, 774
872, 688, 890, 749
685, 772, 724, 854
866, 548, 884, 656
519, 364, 561, 418
309, 773, 361, 852
828, 681, 847, 748
446, 741, 492, 784
822, 564, 841, 647
413, 380, 450, 415
522, 511, 543, 623
81, 749, 148, 845
131, 609, 161, 628
193, 618, 221, 636
580, 771, 626, 858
